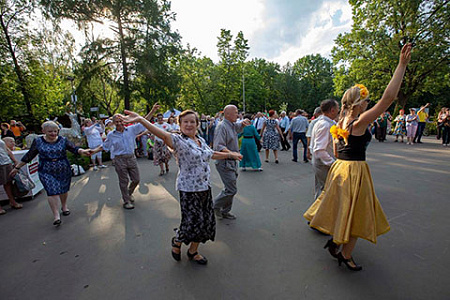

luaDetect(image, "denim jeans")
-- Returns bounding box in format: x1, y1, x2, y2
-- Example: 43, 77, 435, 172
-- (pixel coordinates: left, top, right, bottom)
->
414, 122, 426, 142
292, 132, 307, 161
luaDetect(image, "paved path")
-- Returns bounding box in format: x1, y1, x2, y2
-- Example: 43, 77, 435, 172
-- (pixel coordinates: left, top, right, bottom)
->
1, 136, 449, 300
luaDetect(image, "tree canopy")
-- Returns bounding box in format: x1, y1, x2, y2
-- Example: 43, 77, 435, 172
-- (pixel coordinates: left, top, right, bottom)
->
1, 0, 449, 125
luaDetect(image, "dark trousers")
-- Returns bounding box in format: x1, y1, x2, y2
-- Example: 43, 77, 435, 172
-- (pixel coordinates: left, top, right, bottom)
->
376, 125, 387, 141
256, 129, 262, 151
292, 132, 307, 162
442, 126, 450, 145
280, 127, 290, 150
414, 122, 426, 142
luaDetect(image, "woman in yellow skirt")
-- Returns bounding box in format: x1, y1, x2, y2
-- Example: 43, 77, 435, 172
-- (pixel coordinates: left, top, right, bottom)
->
304, 43, 412, 271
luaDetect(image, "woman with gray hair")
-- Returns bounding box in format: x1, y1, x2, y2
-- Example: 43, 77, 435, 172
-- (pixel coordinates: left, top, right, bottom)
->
10, 121, 91, 226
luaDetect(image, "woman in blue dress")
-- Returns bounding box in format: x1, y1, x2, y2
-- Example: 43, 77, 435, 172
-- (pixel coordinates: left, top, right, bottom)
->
10, 121, 91, 226
260, 110, 284, 163
238, 114, 262, 171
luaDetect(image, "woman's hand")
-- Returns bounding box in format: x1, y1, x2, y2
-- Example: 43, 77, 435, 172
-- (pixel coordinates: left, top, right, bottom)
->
9, 167, 19, 178
230, 152, 243, 161
122, 110, 144, 124
399, 43, 412, 66
79, 149, 92, 156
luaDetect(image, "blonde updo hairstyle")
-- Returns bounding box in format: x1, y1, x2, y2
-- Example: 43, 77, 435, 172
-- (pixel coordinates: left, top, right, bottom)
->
337, 84, 369, 129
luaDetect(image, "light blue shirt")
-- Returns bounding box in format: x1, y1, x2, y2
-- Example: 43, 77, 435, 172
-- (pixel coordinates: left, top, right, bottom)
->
103, 123, 145, 156
286, 115, 309, 133
279, 116, 290, 129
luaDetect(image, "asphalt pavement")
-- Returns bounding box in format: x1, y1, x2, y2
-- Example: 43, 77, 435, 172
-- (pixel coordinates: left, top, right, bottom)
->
1, 135, 449, 300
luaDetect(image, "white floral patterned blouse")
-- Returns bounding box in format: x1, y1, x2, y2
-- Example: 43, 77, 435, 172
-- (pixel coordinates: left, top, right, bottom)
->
171, 133, 214, 192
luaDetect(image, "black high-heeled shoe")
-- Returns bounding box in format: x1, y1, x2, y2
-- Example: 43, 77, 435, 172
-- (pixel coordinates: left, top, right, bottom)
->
337, 252, 362, 271
187, 250, 208, 265
171, 237, 181, 261
323, 238, 339, 258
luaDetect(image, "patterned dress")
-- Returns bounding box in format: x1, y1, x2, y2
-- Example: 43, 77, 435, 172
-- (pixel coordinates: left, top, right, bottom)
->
152, 122, 172, 165
262, 119, 281, 150
21, 136, 79, 196
393, 115, 407, 136
171, 134, 215, 245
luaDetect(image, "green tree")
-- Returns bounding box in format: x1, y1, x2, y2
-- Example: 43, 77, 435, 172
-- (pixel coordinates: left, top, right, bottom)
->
332, 0, 450, 110
0, 0, 35, 117
293, 54, 334, 113
41, 0, 180, 111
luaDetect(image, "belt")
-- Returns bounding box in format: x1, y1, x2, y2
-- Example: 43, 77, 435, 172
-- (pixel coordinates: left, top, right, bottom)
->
40, 157, 65, 162
243, 136, 254, 139
115, 154, 135, 158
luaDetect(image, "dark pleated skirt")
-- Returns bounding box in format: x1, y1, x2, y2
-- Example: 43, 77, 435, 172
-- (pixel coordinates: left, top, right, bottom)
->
175, 189, 216, 245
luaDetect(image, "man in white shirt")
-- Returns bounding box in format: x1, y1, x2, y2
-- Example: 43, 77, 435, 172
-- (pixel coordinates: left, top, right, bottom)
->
253, 112, 266, 151
310, 99, 340, 200
306, 107, 323, 160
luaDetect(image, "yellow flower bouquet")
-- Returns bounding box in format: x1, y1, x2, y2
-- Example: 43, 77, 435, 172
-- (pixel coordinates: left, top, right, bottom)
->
330, 125, 350, 145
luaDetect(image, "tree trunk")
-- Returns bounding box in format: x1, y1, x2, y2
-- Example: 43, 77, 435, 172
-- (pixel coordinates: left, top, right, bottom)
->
0, 14, 33, 117
116, 10, 131, 110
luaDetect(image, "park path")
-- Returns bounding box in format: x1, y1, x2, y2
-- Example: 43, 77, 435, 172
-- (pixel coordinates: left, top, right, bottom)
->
1, 136, 449, 300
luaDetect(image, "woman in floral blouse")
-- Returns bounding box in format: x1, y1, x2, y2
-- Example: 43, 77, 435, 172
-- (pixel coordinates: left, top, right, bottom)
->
121, 109, 242, 265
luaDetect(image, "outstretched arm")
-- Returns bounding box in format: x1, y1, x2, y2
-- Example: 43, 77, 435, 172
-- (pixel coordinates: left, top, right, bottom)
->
122, 110, 173, 148
144, 103, 161, 121
357, 44, 412, 129
212, 151, 242, 161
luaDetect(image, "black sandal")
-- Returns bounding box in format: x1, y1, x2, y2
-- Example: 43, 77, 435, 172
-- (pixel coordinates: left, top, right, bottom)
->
337, 252, 362, 271
171, 237, 181, 261
187, 250, 208, 265
61, 209, 71, 216
159, 170, 165, 176
323, 238, 339, 258
53, 219, 62, 227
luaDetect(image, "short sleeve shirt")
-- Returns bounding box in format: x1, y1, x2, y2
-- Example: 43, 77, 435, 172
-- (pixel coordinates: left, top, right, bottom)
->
171, 134, 214, 192
0, 139, 13, 165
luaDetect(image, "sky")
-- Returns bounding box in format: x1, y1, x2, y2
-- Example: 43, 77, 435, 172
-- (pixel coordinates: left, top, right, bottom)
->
170, 0, 353, 65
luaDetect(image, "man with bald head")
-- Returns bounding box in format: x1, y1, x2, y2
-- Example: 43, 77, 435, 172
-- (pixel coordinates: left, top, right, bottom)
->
213, 105, 250, 220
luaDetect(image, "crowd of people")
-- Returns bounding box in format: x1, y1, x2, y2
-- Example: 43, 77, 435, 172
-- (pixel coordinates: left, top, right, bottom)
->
1, 43, 447, 270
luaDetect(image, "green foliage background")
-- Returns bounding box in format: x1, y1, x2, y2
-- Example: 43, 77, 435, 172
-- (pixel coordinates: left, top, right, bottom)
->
1, 0, 449, 127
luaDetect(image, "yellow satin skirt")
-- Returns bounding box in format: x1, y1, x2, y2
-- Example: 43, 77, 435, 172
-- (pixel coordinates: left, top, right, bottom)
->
304, 160, 390, 244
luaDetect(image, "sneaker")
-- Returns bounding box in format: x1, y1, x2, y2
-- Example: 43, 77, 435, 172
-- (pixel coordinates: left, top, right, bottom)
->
93, 166, 99, 171
214, 208, 223, 220
99, 165, 107, 168
242, 168, 247, 171
123, 202, 135, 210
221, 212, 236, 220
258, 168, 263, 171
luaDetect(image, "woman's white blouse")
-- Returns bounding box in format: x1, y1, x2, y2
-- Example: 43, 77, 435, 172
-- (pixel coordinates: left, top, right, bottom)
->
171, 134, 214, 192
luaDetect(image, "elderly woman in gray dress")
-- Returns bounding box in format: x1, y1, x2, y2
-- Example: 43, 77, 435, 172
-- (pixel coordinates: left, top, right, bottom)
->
120, 109, 242, 265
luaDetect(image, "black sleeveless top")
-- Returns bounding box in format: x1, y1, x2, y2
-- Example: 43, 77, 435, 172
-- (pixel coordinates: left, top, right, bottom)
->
336, 119, 372, 161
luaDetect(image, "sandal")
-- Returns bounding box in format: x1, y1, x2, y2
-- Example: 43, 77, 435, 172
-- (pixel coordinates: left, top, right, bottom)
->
61, 209, 71, 216
159, 170, 165, 176
0, 209, 6, 215
171, 237, 181, 261
10, 203, 23, 209
53, 219, 62, 227
187, 250, 208, 265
